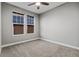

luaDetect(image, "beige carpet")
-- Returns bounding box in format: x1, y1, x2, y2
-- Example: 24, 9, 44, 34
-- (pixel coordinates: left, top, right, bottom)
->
0, 39, 79, 57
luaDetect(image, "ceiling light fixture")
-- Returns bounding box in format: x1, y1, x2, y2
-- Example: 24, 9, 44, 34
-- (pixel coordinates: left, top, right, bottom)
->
35, 2, 41, 6
28, 2, 49, 9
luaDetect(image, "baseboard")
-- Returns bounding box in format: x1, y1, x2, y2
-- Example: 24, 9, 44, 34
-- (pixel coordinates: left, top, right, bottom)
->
1, 37, 79, 50
41, 38, 79, 50
1, 37, 40, 48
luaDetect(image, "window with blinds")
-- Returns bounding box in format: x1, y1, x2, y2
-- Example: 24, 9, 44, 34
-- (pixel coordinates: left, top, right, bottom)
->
27, 15, 34, 33
13, 12, 24, 35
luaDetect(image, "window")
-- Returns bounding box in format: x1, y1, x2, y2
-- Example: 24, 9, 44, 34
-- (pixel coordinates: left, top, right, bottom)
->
13, 15, 24, 24
13, 24, 24, 34
13, 12, 24, 35
27, 15, 34, 33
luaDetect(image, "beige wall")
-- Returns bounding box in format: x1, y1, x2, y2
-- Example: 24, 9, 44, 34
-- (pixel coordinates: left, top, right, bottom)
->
1, 3, 39, 45
0, 2, 1, 53
40, 2, 79, 47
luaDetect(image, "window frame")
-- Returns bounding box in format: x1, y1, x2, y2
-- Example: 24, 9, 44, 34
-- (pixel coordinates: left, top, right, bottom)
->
27, 15, 34, 33
12, 12, 25, 36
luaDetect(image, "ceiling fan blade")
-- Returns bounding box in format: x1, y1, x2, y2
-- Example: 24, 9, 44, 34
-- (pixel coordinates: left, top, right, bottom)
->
28, 2, 36, 6
41, 2, 49, 5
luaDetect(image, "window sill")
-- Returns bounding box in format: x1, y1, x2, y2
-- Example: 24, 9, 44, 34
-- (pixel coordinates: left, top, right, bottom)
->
12, 34, 25, 36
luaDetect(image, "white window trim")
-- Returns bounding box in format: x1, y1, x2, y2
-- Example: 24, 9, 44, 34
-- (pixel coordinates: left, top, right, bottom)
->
27, 15, 35, 33
12, 13, 25, 36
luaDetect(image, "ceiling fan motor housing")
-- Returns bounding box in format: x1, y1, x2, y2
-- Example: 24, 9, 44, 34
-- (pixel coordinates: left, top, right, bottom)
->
37, 6, 40, 9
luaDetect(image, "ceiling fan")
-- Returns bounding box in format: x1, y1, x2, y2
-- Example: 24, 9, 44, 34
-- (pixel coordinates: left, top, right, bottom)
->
28, 2, 49, 9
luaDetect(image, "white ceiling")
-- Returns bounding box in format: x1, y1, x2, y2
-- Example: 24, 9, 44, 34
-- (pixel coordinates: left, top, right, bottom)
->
7, 2, 65, 14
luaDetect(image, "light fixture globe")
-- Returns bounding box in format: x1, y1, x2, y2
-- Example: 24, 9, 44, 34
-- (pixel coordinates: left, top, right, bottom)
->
35, 2, 41, 6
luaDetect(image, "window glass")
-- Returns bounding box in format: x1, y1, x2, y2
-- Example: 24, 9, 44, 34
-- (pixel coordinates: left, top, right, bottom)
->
17, 16, 20, 23
27, 16, 30, 25
32, 17, 34, 24
13, 15, 16, 23
27, 15, 34, 25
21, 16, 24, 23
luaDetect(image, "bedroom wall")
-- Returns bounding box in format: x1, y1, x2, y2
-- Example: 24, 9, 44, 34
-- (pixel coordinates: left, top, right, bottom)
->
1, 3, 39, 45
0, 2, 1, 53
40, 2, 79, 47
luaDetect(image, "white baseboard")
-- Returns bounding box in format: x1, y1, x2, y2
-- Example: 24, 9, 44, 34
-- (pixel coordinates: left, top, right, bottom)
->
1, 37, 79, 51
41, 38, 79, 50
1, 37, 40, 48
